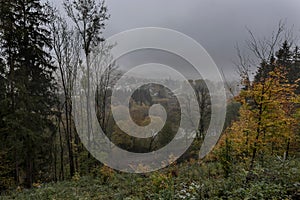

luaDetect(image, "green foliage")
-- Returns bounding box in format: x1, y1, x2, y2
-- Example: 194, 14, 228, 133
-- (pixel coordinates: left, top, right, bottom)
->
255, 40, 300, 94
224, 101, 241, 129
1, 157, 299, 199
0, 0, 57, 188
150, 172, 174, 193
217, 136, 234, 177
0, 151, 14, 191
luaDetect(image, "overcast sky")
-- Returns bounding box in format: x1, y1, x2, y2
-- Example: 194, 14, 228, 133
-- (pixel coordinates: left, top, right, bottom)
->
51, 0, 300, 80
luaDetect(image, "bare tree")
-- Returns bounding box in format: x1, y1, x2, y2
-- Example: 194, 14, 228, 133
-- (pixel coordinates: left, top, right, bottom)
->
51, 13, 81, 177
64, 0, 109, 152
234, 21, 288, 88
193, 80, 211, 141
91, 42, 119, 141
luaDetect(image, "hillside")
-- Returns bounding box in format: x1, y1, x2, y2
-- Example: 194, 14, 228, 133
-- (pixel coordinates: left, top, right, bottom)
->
1, 157, 300, 200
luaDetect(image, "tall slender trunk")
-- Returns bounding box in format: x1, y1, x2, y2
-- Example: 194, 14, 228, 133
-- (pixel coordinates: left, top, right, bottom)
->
54, 142, 57, 182
14, 148, 19, 185
64, 104, 74, 177
58, 116, 64, 180
86, 53, 92, 164
25, 144, 33, 188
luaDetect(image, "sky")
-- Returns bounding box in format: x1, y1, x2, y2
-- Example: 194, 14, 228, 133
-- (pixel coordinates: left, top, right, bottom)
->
50, 0, 300, 80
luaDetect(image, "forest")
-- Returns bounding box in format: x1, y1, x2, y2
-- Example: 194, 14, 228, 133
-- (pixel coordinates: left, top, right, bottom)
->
0, 0, 300, 199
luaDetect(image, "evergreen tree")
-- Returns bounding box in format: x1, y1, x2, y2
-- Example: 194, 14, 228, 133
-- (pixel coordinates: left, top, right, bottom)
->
0, 0, 57, 188
254, 40, 300, 93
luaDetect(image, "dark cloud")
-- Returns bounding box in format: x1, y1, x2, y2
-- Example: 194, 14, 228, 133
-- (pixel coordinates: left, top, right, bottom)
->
51, 0, 300, 79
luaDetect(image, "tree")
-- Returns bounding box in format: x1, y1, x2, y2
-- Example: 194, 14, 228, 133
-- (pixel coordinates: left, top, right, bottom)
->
217, 22, 300, 180
51, 11, 81, 178
222, 66, 298, 173
0, 0, 57, 188
190, 79, 211, 140
236, 22, 300, 94
254, 40, 300, 89
64, 0, 109, 152
276, 41, 300, 94
0, 57, 14, 190
92, 42, 118, 142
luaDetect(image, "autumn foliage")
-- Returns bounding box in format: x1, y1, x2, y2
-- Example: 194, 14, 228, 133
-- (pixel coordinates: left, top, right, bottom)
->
217, 66, 300, 173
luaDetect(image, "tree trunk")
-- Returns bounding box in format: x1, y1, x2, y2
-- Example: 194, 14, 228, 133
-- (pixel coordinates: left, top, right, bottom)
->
25, 149, 33, 188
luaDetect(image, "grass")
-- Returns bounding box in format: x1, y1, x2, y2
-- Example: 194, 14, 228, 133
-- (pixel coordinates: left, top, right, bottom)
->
1, 156, 300, 199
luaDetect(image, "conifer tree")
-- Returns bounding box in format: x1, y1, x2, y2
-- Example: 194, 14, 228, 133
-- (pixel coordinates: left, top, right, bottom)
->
0, 0, 57, 188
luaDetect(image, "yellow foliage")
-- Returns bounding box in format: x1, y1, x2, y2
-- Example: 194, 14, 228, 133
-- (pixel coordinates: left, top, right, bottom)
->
217, 66, 299, 163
